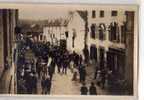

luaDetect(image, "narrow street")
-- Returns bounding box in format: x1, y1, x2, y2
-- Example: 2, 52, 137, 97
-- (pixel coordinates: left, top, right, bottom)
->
51, 69, 80, 95
0, 7, 136, 95
35, 61, 109, 95
50, 66, 109, 95
15, 37, 113, 95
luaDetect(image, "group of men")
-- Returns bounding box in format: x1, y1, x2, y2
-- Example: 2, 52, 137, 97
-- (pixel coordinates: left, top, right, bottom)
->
16, 34, 90, 94
16, 30, 120, 95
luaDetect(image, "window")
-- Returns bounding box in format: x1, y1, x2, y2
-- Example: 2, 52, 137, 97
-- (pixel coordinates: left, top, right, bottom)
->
53, 34, 55, 38
112, 10, 117, 16
121, 22, 126, 43
100, 10, 104, 17
92, 10, 96, 18
40, 35, 43, 40
109, 22, 119, 42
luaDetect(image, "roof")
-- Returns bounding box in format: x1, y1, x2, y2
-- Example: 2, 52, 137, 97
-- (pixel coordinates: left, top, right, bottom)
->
77, 10, 88, 22
44, 18, 69, 27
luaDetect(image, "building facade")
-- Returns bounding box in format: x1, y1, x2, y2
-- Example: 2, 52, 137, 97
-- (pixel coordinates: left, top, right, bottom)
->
43, 12, 85, 54
43, 25, 67, 45
87, 9, 135, 94
66, 11, 85, 54
0, 9, 18, 77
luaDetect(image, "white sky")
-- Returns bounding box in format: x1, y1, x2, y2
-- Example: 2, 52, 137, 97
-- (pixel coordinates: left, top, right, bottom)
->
0, 3, 138, 20
19, 5, 70, 20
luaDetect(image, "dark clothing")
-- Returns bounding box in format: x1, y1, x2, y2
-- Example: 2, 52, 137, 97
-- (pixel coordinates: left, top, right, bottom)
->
89, 86, 97, 95
41, 77, 46, 94
79, 68, 86, 82
45, 78, 51, 94
83, 47, 89, 63
48, 66, 54, 81
31, 76, 37, 93
79, 56, 82, 65
101, 70, 106, 88
80, 86, 88, 95
25, 75, 33, 94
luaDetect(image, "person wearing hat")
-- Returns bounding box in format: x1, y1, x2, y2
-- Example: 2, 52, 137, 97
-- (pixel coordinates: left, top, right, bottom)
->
80, 82, 88, 95
89, 82, 97, 95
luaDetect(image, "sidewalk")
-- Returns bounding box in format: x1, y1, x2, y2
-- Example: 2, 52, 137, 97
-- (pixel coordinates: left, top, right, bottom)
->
85, 61, 109, 95
85, 61, 128, 95
48, 63, 109, 95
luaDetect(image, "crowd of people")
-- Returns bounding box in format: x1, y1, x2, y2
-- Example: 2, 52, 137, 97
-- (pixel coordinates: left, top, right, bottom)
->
16, 34, 91, 94
15, 33, 124, 95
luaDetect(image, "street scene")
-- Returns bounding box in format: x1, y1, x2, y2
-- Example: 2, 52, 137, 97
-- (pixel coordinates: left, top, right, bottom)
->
0, 5, 137, 95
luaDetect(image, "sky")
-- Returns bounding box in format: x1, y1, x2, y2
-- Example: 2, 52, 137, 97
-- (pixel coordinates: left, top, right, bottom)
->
0, 3, 138, 20
19, 5, 71, 20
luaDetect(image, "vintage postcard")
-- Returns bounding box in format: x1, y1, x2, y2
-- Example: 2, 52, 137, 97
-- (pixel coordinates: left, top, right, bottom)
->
0, 3, 138, 100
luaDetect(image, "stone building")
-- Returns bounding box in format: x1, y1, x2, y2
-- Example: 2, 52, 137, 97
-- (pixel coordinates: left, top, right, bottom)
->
43, 23, 67, 46
66, 11, 85, 54
43, 12, 85, 54
87, 9, 135, 94
0, 9, 18, 77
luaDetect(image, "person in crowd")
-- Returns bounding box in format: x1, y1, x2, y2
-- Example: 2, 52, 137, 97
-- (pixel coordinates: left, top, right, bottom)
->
79, 64, 87, 82
75, 54, 79, 67
31, 72, 37, 94
43, 64, 49, 76
81, 67, 87, 82
48, 65, 55, 81
50, 58, 56, 74
41, 75, 46, 94
96, 70, 102, 86
101, 69, 106, 89
71, 51, 76, 68
25, 72, 33, 94
62, 52, 69, 74
89, 82, 97, 95
72, 68, 78, 81
56, 56, 62, 73
80, 82, 88, 95
36, 57, 42, 78
44, 75, 51, 94
79, 63, 83, 82
107, 70, 113, 89
79, 55, 83, 65
83, 45, 89, 64
62, 61, 68, 74
31, 59, 35, 73
94, 65, 99, 79
17, 76, 27, 94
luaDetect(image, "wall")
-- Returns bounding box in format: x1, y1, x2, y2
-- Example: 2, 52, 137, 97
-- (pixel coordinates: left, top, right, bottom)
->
67, 12, 85, 54
87, 10, 126, 52
0, 9, 18, 77
43, 26, 67, 45
0, 10, 4, 77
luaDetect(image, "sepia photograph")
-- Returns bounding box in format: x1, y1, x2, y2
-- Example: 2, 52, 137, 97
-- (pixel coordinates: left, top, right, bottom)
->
0, 4, 138, 97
